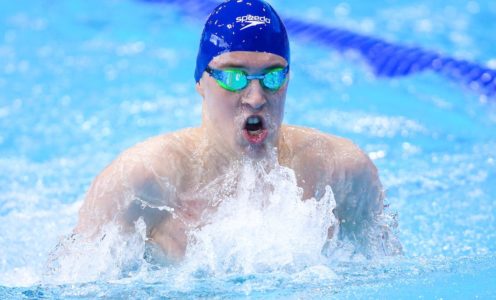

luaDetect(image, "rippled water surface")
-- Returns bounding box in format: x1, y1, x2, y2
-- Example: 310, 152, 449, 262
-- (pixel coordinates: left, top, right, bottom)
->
1, 0, 496, 298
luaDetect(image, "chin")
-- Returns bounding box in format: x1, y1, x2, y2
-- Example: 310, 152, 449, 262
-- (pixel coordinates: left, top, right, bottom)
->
237, 136, 278, 161
244, 144, 269, 159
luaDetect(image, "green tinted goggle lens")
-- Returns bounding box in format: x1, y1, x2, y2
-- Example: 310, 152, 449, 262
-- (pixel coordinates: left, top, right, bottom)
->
206, 66, 289, 92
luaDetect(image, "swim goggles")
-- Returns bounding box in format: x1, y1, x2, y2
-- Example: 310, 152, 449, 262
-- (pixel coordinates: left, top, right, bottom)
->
205, 66, 289, 92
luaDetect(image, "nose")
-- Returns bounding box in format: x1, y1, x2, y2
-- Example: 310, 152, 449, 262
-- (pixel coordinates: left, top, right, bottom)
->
241, 79, 266, 111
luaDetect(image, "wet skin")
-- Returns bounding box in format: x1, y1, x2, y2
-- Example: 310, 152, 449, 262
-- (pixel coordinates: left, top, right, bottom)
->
75, 52, 384, 261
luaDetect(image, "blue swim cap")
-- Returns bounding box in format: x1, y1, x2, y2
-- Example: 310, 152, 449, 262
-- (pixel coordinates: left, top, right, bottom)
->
194, 0, 290, 83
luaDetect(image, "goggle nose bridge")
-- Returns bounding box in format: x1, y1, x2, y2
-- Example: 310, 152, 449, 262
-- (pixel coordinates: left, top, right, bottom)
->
246, 74, 267, 80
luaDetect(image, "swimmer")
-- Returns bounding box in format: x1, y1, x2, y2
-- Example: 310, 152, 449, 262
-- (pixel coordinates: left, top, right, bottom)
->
75, 0, 386, 261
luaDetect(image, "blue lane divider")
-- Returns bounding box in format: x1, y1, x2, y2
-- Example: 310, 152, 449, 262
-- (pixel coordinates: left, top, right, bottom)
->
142, 0, 496, 97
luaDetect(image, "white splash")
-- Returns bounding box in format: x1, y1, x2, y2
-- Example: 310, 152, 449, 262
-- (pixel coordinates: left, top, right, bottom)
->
42, 159, 401, 285
43, 218, 148, 285
180, 161, 338, 276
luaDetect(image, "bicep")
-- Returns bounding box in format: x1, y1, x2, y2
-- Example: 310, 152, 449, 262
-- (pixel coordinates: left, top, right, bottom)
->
332, 150, 384, 230
74, 163, 136, 237
349, 156, 384, 219
74, 156, 175, 238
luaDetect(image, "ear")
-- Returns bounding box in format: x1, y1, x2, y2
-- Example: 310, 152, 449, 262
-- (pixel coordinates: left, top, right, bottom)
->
195, 80, 205, 98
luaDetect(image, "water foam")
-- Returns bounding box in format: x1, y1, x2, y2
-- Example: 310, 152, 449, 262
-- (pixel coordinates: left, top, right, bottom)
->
43, 158, 400, 286
181, 160, 338, 276
43, 218, 148, 285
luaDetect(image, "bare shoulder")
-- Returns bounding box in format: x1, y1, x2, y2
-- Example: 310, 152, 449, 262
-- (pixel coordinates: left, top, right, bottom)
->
118, 129, 196, 180
281, 125, 383, 221
281, 124, 372, 171
94, 128, 195, 191
76, 128, 198, 235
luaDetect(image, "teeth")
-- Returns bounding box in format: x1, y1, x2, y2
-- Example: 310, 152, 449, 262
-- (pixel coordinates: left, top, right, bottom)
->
247, 116, 260, 125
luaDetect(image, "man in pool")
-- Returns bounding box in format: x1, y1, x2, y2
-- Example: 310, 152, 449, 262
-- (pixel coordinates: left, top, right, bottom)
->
75, 0, 387, 260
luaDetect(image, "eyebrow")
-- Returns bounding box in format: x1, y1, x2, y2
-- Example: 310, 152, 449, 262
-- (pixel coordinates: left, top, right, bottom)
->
216, 62, 287, 71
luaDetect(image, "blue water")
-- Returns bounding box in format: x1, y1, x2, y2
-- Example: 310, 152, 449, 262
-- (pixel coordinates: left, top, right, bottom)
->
1, 0, 496, 298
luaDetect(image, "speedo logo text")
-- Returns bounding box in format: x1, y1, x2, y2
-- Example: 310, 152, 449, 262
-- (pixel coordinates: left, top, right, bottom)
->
236, 14, 271, 30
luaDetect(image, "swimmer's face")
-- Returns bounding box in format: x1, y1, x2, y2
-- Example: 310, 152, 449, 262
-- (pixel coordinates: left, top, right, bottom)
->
197, 51, 289, 158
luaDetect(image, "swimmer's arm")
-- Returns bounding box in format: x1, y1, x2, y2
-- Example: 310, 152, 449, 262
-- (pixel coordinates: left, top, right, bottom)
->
74, 152, 175, 238
332, 148, 384, 234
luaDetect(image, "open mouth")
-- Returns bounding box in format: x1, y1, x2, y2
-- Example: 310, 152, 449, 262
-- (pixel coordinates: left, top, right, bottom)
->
243, 115, 268, 145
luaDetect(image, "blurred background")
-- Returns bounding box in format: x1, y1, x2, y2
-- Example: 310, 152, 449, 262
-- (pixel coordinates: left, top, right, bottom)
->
0, 0, 495, 297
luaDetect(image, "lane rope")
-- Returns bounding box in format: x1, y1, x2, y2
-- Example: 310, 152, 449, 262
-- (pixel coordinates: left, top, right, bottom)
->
142, 0, 496, 96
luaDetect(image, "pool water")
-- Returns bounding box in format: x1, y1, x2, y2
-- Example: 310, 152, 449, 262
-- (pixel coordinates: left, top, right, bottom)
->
1, 0, 496, 298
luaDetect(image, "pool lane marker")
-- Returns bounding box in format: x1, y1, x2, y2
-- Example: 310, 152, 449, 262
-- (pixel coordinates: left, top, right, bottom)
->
141, 0, 496, 97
